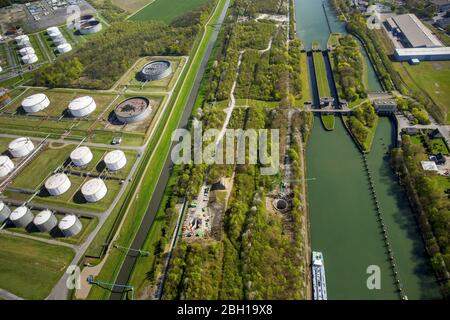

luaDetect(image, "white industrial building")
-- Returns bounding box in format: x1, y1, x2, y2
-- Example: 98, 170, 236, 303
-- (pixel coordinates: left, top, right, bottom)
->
57, 43, 72, 54
0, 155, 14, 178
81, 178, 107, 203
8, 137, 35, 158
68, 96, 96, 117
33, 210, 58, 232
18, 47, 35, 56
10, 206, 33, 228
21, 54, 38, 65
104, 150, 127, 171
394, 47, 450, 61
22, 93, 50, 113
59, 215, 82, 237
70, 146, 93, 167
45, 173, 71, 196
0, 201, 11, 224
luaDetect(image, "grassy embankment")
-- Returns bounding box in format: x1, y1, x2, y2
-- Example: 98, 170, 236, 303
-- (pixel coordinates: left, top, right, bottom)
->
312, 51, 330, 98
321, 114, 335, 130
86, 0, 227, 300
0, 234, 74, 300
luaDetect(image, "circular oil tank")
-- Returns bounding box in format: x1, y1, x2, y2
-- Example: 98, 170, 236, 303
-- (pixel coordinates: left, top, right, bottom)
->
57, 43, 72, 54
19, 46, 35, 56
33, 210, 57, 232
68, 96, 96, 117
15, 35, 29, 45
0, 155, 14, 178
58, 214, 82, 237
0, 201, 11, 224
140, 60, 172, 81
79, 20, 102, 35
53, 36, 67, 46
81, 178, 107, 203
104, 150, 127, 171
47, 27, 61, 38
70, 146, 93, 167
114, 97, 151, 124
18, 40, 32, 49
22, 93, 50, 113
21, 53, 38, 64
10, 206, 33, 228
45, 173, 71, 196
8, 137, 35, 158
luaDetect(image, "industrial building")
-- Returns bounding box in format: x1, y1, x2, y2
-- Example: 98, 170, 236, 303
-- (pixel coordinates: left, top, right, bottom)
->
8, 137, 35, 158
394, 47, 450, 61
10, 206, 33, 228
58, 214, 82, 237
22, 93, 50, 113
33, 210, 58, 232
114, 97, 152, 124
68, 96, 96, 117
45, 173, 71, 196
70, 146, 93, 167
81, 178, 107, 203
386, 14, 443, 48
104, 150, 127, 171
0, 155, 14, 178
430, 0, 450, 12
0, 201, 11, 224
373, 99, 398, 114
140, 60, 172, 81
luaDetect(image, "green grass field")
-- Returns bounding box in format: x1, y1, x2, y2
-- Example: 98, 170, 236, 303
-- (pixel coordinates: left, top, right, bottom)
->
431, 138, 450, 155
0, 234, 74, 299
321, 114, 335, 130
130, 0, 211, 23
313, 51, 330, 98
299, 52, 311, 106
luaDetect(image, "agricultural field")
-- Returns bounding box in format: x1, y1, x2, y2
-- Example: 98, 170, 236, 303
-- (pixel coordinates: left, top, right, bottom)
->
0, 234, 74, 300
115, 56, 186, 93
130, 0, 212, 23
313, 51, 330, 98
394, 61, 450, 124
112, 0, 153, 13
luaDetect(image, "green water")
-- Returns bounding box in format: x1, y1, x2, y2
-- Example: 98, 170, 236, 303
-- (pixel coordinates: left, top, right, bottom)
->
297, 0, 441, 299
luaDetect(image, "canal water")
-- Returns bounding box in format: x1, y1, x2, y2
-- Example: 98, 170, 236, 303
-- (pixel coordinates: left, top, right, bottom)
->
296, 0, 441, 299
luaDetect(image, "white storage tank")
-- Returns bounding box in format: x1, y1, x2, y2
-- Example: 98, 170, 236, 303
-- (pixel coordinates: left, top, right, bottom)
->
81, 178, 107, 203
10, 206, 33, 228
21, 54, 38, 65
0, 156, 14, 178
59, 215, 82, 237
57, 43, 72, 54
52, 36, 67, 46
68, 96, 96, 117
45, 173, 71, 196
22, 93, 50, 113
0, 201, 11, 224
104, 150, 127, 171
15, 35, 29, 45
47, 27, 62, 38
33, 210, 58, 232
70, 146, 93, 167
8, 137, 35, 158
19, 47, 35, 56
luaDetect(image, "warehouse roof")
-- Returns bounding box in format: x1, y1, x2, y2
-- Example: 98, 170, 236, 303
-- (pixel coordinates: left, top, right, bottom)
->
392, 14, 443, 48
395, 46, 450, 56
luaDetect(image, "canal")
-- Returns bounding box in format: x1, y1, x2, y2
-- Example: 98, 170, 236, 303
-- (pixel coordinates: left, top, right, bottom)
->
296, 0, 441, 299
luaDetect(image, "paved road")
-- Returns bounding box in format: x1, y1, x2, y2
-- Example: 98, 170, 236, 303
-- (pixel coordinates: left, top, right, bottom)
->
395, 113, 450, 146
0, 288, 23, 300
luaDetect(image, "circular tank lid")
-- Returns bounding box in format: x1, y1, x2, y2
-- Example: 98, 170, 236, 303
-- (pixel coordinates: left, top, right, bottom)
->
59, 215, 77, 230
57, 43, 71, 50
10, 206, 29, 220
15, 35, 29, 41
104, 150, 125, 164
23, 53, 38, 61
0, 155, 11, 166
34, 210, 53, 225
47, 27, 59, 32
0, 201, 4, 211
9, 137, 32, 150
19, 47, 35, 55
70, 146, 91, 160
45, 173, 69, 189
68, 96, 94, 111
82, 178, 106, 196
22, 93, 48, 107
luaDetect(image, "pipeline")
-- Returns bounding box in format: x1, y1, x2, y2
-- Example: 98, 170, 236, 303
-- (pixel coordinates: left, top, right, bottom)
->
322, 1, 333, 34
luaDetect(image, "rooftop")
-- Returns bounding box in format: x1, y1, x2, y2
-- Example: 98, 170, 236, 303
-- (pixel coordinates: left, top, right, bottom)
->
392, 14, 443, 48
395, 46, 450, 56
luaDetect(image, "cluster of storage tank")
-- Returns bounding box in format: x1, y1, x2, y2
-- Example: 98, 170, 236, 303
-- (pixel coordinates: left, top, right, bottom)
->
15, 35, 38, 65
0, 137, 35, 178
47, 27, 72, 54
19, 93, 97, 116
0, 201, 82, 237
